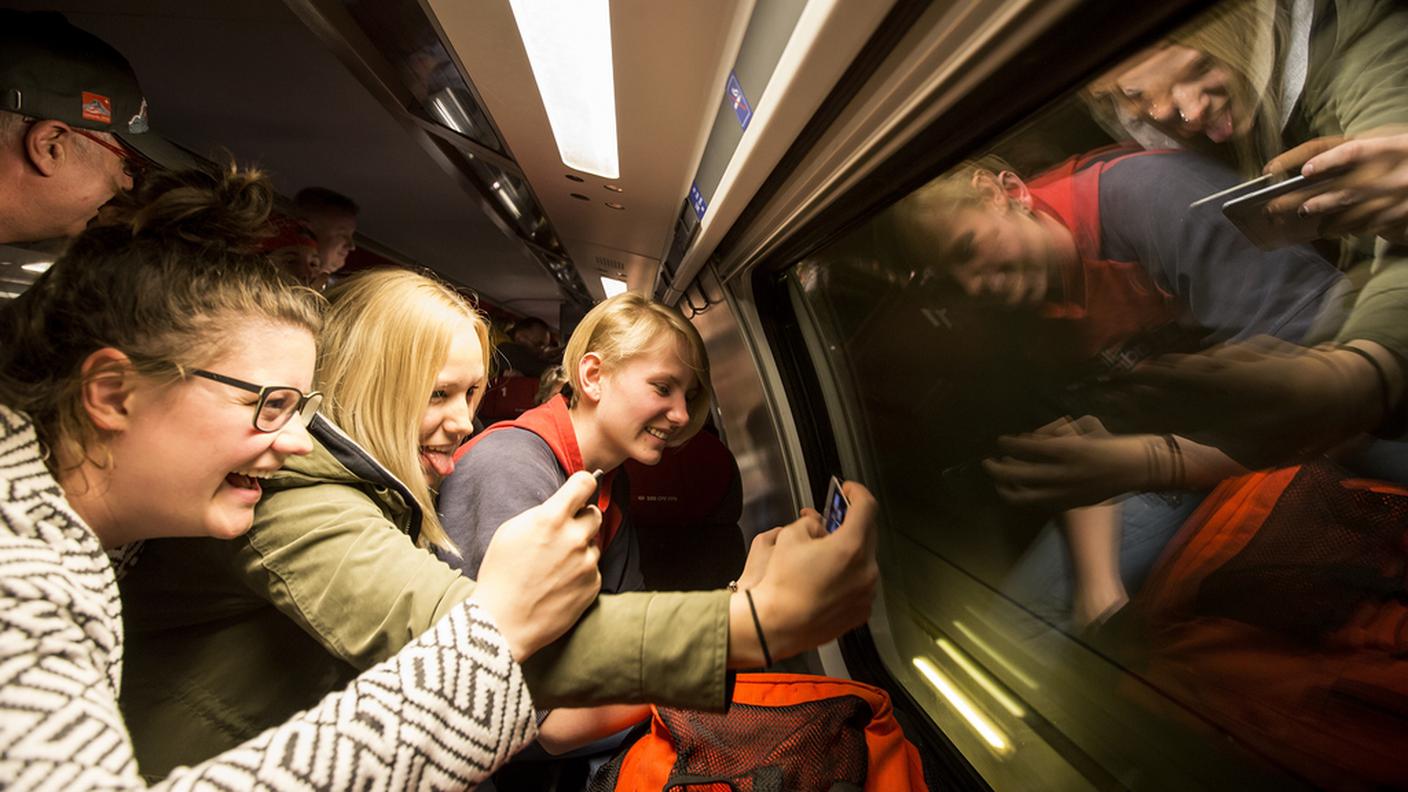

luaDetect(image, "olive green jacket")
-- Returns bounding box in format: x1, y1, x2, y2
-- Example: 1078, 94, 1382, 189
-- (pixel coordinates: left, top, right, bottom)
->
1315, 0, 1408, 365
120, 417, 730, 778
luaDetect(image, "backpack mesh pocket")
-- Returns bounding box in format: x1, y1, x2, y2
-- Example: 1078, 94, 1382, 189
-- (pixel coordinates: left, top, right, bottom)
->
1195, 461, 1408, 642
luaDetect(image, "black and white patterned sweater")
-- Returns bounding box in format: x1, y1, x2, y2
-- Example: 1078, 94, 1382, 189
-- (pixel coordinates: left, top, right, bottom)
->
0, 405, 536, 789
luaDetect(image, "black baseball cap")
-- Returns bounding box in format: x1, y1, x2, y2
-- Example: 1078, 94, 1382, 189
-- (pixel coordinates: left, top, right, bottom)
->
0, 10, 150, 136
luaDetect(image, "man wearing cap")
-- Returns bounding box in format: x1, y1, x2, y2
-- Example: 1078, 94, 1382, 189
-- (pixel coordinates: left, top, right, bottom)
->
0, 10, 151, 245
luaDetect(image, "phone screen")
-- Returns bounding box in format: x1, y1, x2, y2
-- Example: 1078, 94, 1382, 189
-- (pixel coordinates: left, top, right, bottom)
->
823, 476, 849, 534
1192, 172, 1333, 250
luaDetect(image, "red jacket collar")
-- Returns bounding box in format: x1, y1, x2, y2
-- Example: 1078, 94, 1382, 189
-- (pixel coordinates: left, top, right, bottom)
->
455, 394, 623, 547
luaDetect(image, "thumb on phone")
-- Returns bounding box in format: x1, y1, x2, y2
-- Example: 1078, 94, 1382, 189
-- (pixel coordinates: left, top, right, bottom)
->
545, 470, 603, 521
837, 481, 878, 555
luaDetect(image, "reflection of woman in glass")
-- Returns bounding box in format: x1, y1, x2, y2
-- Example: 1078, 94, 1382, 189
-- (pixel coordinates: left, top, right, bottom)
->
886, 149, 1346, 626
1082, 0, 1408, 463
1085, 0, 1283, 174
887, 152, 1347, 355
1088, 0, 1408, 238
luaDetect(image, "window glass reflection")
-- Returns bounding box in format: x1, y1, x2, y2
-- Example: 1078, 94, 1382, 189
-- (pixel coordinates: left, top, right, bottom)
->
791, 0, 1408, 787
340, 0, 503, 152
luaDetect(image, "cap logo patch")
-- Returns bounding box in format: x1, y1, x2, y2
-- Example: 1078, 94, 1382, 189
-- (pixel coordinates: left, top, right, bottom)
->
81, 91, 112, 124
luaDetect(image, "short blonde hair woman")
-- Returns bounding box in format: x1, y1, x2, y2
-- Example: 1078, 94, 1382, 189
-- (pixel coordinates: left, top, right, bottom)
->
561, 291, 713, 442
440, 292, 719, 754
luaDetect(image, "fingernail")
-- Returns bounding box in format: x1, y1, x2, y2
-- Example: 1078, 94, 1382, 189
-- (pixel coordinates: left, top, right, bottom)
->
1297, 205, 1311, 218
1302, 162, 1315, 176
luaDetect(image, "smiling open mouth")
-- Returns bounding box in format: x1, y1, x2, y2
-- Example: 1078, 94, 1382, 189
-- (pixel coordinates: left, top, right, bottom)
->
225, 469, 271, 494
421, 447, 455, 478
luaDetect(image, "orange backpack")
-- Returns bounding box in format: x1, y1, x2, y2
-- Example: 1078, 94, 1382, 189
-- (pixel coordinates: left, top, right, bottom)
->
587, 673, 928, 792
1134, 460, 1408, 788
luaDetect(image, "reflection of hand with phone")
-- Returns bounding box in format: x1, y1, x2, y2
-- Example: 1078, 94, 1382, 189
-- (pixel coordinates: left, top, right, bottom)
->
981, 415, 1162, 510
1262, 126, 1408, 244
1205, 172, 1335, 250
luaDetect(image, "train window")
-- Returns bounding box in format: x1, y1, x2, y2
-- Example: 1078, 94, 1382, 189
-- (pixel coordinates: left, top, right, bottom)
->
784, 0, 1408, 788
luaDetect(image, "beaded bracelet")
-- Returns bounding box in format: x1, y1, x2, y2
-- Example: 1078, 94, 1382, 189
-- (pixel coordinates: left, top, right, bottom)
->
1162, 434, 1184, 490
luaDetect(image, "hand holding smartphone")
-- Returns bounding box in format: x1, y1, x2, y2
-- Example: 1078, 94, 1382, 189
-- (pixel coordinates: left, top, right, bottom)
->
1190, 171, 1335, 250
823, 475, 850, 534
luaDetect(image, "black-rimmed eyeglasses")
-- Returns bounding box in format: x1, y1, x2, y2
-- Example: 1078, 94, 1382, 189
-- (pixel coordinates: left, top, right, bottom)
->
191, 369, 323, 433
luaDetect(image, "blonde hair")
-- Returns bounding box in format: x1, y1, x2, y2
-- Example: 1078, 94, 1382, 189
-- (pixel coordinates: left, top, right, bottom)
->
563, 292, 711, 445
0, 163, 324, 476
316, 269, 490, 552
1083, 0, 1283, 175
882, 155, 1015, 272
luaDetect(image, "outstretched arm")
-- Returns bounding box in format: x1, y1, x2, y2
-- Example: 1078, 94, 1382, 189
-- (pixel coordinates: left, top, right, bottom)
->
0, 586, 536, 791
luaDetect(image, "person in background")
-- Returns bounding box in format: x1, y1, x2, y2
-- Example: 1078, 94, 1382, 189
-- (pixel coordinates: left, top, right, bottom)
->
0, 10, 150, 245
262, 215, 324, 288
536, 364, 570, 405
499, 315, 558, 378
0, 162, 606, 789
294, 186, 358, 278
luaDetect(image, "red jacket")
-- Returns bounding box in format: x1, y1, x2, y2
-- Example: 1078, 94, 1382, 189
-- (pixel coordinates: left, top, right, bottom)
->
453, 395, 624, 549
1027, 146, 1182, 358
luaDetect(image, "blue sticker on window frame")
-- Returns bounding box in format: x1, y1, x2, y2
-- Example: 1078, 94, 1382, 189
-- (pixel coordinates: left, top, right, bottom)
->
726, 71, 752, 130
688, 181, 708, 220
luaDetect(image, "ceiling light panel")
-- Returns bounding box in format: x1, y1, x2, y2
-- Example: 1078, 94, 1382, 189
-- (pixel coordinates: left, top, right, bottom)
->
600, 275, 628, 297
508, 0, 620, 179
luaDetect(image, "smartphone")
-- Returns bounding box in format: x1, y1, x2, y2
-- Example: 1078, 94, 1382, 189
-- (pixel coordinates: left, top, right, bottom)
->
822, 476, 850, 534
1191, 172, 1332, 251
587, 468, 605, 507
1188, 173, 1276, 211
